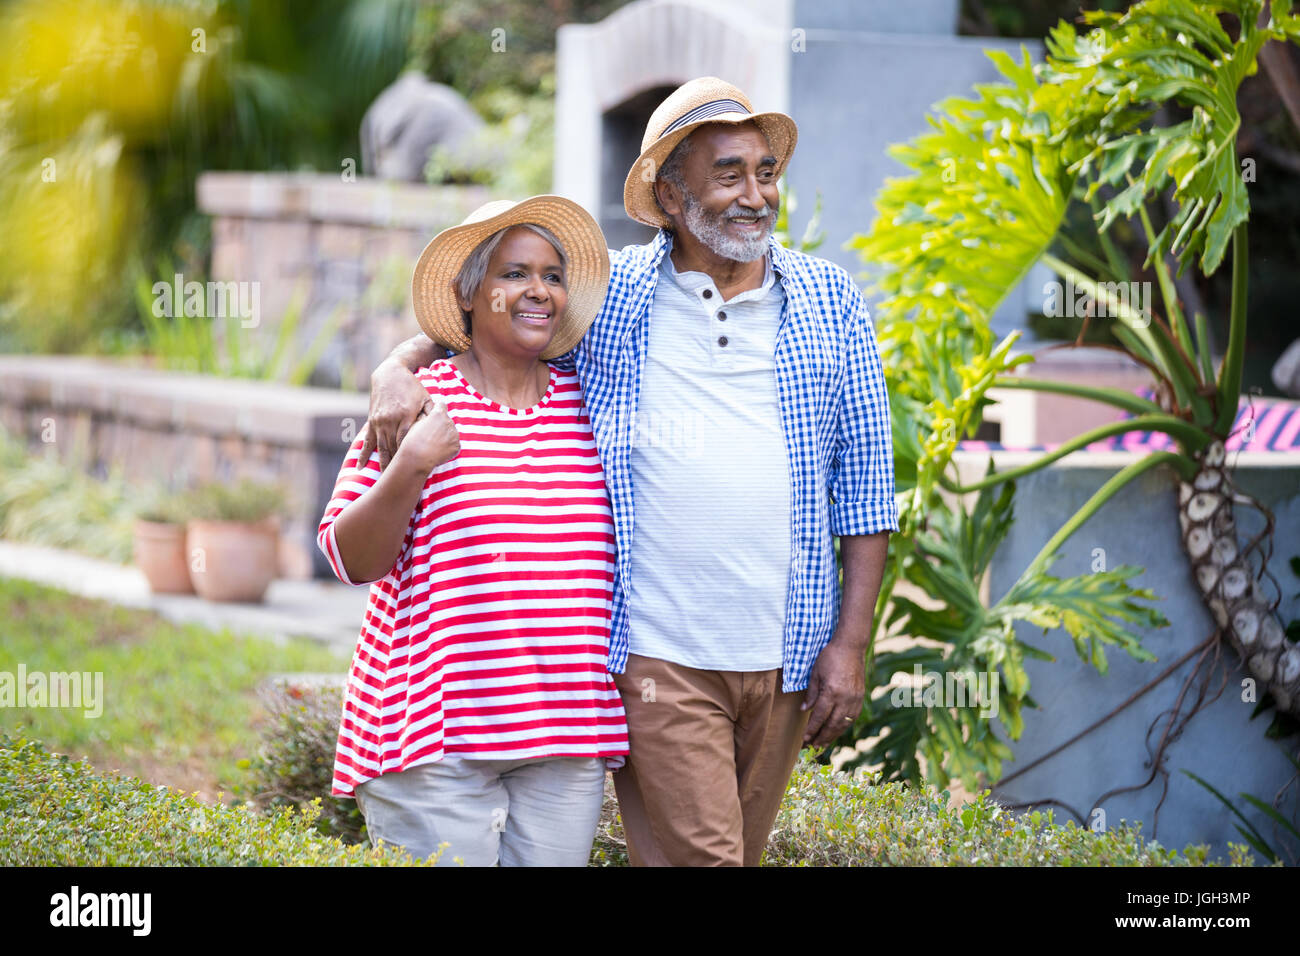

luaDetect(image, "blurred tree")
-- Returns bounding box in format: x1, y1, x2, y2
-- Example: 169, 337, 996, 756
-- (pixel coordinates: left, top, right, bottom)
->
0, 0, 419, 353
960, 0, 1133, 36
0, 0, 634, 355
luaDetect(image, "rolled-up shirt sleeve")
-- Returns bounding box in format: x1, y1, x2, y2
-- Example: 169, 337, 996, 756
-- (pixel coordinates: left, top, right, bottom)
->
317, 434, 396, 587
829, 278, 899, 536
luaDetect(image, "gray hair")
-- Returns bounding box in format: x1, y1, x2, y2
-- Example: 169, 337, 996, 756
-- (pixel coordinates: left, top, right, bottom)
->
453, 223, 568, 336
653, 134, 695, 221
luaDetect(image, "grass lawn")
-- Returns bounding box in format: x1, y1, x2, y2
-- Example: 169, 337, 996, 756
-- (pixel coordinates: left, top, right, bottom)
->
0, 575, 348, 801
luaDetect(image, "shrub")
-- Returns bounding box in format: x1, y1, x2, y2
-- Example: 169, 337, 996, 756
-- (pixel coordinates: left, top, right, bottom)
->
246, 683, 1255, 866
234, 678, 364, 844
762, 762, 1254, 867
178, 479, 287, 523
0, 428, 138, 562
0, 735, 430, 866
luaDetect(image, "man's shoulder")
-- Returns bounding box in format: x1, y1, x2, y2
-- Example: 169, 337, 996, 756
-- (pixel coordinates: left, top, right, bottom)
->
770, 240, 857, 292
609, 236, 666, 278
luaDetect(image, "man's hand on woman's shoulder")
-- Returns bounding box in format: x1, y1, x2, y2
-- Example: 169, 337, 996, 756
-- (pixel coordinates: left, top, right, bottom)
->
362, 335, 446, 469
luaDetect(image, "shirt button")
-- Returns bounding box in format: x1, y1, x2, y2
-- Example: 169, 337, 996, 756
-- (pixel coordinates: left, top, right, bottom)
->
702, 289, 713, 299
718, 336, 728, 347
717, 311, 727, 321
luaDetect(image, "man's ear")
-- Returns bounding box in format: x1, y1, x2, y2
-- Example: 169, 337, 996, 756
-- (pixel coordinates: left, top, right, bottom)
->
654, 178, 682, 219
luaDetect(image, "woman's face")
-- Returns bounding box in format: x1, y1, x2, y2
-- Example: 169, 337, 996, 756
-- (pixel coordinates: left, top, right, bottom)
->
458, 226, 568, 360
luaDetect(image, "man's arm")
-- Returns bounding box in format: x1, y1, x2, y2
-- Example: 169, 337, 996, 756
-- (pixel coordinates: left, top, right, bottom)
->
802, 273, 899, 748
362, 334, 445, 469
801, 532, 889, 747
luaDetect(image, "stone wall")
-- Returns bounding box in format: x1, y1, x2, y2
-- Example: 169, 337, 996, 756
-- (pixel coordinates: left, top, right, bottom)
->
0, 356, 369, 580
197, 172, 491, 390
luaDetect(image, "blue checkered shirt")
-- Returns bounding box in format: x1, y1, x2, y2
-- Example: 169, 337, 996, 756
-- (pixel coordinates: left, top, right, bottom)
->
572, 228, 898, 692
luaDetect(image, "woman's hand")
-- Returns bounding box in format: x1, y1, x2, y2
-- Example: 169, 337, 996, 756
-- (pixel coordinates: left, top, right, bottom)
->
393, 397, 461, 477
361, 358, 435, 470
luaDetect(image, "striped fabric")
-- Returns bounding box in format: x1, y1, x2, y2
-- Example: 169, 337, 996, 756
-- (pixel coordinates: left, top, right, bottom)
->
318, 360, 628, 797
662, 98, 751, 135
959, 395, 1300, 454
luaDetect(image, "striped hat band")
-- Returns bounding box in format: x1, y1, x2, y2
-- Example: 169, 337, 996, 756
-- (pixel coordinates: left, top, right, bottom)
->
662, 99, 752, 136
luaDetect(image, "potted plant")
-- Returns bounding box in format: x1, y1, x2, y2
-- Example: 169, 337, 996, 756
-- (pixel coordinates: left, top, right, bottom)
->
133, 491, 194, 595
182, 479, 287, 603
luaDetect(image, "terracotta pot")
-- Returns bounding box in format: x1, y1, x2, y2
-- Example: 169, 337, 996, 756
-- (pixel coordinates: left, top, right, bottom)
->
185, 518, 279, 603
133, 520, 195, 594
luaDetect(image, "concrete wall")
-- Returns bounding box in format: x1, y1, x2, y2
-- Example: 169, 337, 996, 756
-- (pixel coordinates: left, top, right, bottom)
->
554, 0, 1044, 337
965, 450, 1300, 860
0, 356, 368, 580
783, 29, 1043, 337
555, 0, 790, 249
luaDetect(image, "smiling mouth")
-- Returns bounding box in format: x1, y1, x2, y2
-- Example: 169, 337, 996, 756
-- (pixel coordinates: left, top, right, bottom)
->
515, 311, 552, 325
728, 214, 768, 229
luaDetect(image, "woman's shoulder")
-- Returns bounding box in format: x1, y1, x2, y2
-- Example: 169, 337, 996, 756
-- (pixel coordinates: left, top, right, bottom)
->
547, 362, 585, 397
546, 362, 581, 386
415, 358, 458, 393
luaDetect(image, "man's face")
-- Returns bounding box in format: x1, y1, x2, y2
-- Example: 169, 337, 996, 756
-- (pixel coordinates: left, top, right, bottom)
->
659, 123, 780, 262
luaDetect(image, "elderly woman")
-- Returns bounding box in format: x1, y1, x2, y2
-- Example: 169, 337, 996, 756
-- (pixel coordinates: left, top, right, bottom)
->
316, 196, 627, 866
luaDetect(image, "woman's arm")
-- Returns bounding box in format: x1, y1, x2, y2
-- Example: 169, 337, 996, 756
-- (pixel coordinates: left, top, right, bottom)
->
362, 334, 448, 470
333, 395, 461, 582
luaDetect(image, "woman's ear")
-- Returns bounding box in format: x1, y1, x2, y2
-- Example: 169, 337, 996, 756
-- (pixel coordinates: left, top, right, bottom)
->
455, 290, 473, 314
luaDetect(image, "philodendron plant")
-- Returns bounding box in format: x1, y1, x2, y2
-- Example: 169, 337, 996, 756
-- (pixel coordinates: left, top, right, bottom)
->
842, 0, 1300, 789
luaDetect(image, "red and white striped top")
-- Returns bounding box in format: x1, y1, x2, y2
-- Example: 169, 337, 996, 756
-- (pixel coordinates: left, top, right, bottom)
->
318, 360, 628, 796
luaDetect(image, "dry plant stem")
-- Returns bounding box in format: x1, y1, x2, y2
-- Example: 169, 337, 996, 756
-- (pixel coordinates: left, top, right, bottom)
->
1179, 441, 1299, 715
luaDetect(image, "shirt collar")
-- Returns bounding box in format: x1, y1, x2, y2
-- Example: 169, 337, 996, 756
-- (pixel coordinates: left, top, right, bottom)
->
655, 230, 778, 302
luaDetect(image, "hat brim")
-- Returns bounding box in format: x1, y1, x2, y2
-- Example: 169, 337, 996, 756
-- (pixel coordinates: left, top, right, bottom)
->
623, 112, 798, 229
411, 195, 611, 360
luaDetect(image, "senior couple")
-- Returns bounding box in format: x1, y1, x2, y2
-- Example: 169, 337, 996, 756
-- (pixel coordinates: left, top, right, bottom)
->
317, 77, 898, 867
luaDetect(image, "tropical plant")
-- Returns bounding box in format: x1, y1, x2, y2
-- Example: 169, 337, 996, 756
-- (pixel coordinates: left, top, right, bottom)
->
844, 0, 1300, 786
1184, 748, 1300, 864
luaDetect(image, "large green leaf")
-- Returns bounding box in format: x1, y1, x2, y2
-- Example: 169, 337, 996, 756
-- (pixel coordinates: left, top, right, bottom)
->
1046, 0, 1297, 275
851, 471, 1163, 791
851, 47, 1076, 337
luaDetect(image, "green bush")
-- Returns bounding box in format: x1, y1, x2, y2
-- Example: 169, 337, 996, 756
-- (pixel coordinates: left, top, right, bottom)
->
0, 735, 431, 866
249, 683, 1254, 866
178, 479, 287, 524
0, 428, 138, 562
761, 762, 1253, 867
235, 679, 364, 844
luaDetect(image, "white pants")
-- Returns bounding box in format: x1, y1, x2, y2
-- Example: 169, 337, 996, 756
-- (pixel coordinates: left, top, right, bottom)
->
353, 754, 606, 866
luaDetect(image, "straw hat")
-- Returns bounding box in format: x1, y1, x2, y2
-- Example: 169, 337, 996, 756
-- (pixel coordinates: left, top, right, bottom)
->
411, 196, 610, 359
623, 76, 798, 229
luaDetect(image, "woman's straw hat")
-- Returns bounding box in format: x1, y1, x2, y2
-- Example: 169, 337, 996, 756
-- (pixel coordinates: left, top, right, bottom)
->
623, 76, 798, 229
411, 195, 610, 359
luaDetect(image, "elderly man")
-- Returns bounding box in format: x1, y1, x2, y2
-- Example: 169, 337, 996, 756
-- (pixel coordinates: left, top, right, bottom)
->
362, 77, 897, 866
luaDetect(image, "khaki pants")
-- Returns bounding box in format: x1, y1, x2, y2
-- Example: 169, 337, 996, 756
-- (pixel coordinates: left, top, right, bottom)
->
612, 653, 810, 866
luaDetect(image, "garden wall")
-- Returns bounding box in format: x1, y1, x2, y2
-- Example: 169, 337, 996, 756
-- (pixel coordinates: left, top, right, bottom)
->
196, 172, 490, 390
962, 449, 1300, 859
0, 356, 369, 580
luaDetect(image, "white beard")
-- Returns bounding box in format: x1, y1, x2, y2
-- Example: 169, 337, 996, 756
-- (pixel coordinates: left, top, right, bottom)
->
680, 190, 774, 263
